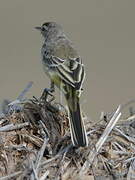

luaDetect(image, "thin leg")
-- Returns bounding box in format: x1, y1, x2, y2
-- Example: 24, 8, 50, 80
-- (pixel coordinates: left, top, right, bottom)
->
50, 81, 55, 93
40, 81, 55, 102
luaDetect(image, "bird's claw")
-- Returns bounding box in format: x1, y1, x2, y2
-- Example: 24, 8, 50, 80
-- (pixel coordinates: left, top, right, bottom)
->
40, 88, 55, 103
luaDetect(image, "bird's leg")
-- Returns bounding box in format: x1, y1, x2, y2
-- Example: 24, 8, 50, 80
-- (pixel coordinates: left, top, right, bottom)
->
50, 81, 55, 93
40, 81, 55, 102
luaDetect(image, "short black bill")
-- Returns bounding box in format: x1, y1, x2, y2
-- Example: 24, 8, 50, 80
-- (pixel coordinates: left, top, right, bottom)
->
35, 26, 42, 30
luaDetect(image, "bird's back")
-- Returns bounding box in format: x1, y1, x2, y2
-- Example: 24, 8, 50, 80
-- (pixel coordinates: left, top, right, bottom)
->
43, 36, 78, 59
52, 37, 78, 60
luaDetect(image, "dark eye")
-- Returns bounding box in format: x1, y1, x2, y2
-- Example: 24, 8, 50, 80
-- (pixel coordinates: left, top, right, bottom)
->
41, 26, 45, 31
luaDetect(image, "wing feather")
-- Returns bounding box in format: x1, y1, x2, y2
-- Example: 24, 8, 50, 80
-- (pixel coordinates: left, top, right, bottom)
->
50, 56, 85, 90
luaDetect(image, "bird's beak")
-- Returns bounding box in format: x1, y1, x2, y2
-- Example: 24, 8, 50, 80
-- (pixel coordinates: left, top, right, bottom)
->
35, 26, 42, 31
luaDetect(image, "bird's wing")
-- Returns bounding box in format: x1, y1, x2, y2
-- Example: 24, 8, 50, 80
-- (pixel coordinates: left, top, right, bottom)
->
50, 56, 85, 90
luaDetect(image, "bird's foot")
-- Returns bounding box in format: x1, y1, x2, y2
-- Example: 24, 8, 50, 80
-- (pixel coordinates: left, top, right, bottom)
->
40, 88, 55, 103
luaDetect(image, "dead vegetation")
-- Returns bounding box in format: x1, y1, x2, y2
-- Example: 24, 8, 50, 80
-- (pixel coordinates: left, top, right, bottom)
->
0, 82, 135, 180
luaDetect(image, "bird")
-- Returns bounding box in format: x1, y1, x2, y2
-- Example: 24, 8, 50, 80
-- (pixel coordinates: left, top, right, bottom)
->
35, 22, 88, 147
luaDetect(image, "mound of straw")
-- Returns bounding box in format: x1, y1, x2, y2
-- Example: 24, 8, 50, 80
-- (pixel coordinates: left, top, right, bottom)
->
0, 83, 135, 180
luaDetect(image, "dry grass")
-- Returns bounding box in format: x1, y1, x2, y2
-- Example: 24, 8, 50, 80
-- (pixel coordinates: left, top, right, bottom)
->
0, 83, 135, 180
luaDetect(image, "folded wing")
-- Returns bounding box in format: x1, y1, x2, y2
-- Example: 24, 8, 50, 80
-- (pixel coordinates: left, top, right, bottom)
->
50, 56, 85, 90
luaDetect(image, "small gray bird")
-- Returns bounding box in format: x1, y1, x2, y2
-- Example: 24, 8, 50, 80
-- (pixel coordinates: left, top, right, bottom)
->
35, 22, 88, 147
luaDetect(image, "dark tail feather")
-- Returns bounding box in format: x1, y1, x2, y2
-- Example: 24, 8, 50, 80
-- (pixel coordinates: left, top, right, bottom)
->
67, 96, 88, 147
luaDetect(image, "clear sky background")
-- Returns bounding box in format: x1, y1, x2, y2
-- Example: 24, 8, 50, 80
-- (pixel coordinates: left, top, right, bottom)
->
0, 0, 135, 120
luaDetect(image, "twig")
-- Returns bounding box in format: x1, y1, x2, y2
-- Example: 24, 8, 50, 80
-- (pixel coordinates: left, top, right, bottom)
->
8, 82, 33, 113
40, 144, 72, 168
17, 81, 33, 101
115, 127, 135, 143
35, 138, 49, 173
0, 122, 29, 132
112, 141, 127, 152
55, 146, 69, 178
0, 118, 7, 125
4, 144, 31, 152
127, 159, 135, 180
0, 171, 22, 180
124, 157, 135, 164
80, 105, 122, 174
39, 170, 49, 180
31, 161, 39, 180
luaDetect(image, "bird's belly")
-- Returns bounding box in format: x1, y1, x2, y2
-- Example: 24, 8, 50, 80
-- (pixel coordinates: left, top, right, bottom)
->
42, 60, 66, 94
43, 66, 64, 91
49, 70, 60, 86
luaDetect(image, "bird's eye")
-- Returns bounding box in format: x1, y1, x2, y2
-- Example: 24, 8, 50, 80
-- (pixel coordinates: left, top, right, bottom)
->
41, 27, 45, 31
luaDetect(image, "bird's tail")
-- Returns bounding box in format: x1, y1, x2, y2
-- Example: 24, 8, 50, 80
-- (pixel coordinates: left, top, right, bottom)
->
65, 89, 88, 147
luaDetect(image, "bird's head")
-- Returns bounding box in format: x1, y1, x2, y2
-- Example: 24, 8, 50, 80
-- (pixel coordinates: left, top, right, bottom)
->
35, 22, 64, 40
